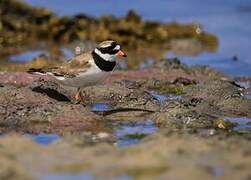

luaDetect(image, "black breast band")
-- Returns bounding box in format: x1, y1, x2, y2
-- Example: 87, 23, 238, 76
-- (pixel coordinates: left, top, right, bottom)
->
92, 51, 116, 72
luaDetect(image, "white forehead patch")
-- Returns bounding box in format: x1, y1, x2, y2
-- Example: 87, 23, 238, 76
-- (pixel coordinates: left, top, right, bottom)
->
101, 44, 111, 48
99, 41, 114, 48
114, 45, 120, 50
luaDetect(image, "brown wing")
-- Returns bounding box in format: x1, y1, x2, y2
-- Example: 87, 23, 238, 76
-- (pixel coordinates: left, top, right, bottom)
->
28, 52, 92, 78
54, 52, 92, 77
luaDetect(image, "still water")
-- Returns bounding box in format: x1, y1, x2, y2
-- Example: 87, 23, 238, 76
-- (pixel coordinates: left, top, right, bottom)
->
24, 0, 251, 76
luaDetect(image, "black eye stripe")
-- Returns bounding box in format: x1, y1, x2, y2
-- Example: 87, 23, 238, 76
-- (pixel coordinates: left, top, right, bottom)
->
98, 42, 119, 54
110, 42, 117, 48
98, 48, 119, 55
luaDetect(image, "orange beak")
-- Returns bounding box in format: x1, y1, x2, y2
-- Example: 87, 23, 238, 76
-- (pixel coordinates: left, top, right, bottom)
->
116, 50, 127, 57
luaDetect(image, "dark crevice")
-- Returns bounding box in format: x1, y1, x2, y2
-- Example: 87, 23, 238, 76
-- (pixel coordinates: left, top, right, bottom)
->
32, 86, 71, 102
92, 107, 155, 116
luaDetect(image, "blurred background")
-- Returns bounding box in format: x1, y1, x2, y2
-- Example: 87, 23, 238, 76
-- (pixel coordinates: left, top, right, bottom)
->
0, 0, 251, 75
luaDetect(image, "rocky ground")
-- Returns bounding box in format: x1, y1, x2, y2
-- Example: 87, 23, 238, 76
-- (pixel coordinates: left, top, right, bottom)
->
1, 58, 250, 134
0, 58, 250, 179
0, 1, 251, 179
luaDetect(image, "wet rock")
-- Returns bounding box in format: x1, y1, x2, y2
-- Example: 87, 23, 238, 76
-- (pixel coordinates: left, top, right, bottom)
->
172, 77, 197, 86
185, 80, 251, 117
152, 79, 251, 130
107, 58, 224, 86
117, 79, 144, 89
0, 84, 103, 134
144, 78, 185, 95
0, 60, 248, 134
80, 83, 159, 118
152, 100, 215, 129
0, 72, 39, 87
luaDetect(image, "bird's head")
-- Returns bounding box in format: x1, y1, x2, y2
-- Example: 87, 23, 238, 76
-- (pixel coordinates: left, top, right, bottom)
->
93, 40, 127, 62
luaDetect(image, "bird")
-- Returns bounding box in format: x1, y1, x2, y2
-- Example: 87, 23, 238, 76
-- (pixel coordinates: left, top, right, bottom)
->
28, 40, 127, 101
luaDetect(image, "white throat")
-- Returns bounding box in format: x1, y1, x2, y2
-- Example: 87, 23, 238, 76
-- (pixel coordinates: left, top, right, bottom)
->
94, 48, 116, 62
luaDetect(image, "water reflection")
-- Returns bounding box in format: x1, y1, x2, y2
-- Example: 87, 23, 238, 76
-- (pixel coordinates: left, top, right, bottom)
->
41, 173, 132, 180
149, 91, 182, 104
168, 52, 251, 76
115, 119, 158, 147
27, 133, 61, 145
225, 117, 251, 131
90, 103, 113, 112
9, 50, 49, 62
41, 173, 94, 180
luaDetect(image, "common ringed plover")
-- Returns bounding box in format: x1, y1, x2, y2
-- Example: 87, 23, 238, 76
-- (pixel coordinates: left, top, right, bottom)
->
28, 40, 127, 100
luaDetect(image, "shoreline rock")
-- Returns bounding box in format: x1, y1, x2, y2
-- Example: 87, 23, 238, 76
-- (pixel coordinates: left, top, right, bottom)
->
0, 59, 249, 135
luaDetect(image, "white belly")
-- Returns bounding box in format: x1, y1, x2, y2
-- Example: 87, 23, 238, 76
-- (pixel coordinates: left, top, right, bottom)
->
58, 72, 107, 87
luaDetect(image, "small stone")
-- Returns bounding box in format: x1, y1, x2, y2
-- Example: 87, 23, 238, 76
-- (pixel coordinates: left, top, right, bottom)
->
97, 132, 110, 139
209, 129, 216, 135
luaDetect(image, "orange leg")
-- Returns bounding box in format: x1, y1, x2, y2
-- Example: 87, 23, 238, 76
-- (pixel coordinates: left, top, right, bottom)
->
74, 87, 82, 102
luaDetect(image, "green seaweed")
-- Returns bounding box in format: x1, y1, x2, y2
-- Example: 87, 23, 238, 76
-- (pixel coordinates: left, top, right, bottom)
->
157, 86, 184, 95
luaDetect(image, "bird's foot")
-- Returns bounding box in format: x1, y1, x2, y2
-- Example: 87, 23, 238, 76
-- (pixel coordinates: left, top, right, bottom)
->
74, 88, 83, 104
